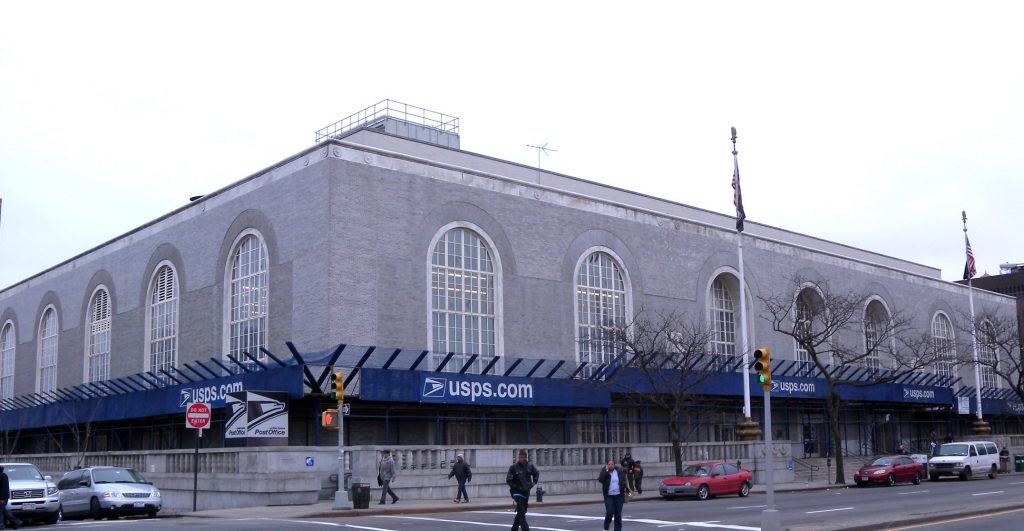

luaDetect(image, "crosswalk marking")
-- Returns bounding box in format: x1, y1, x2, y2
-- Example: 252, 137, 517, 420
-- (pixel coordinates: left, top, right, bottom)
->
475, 511, 760, 530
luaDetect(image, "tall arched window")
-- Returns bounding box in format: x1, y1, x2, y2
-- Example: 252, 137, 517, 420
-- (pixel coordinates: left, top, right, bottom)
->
228, 233, 268, 362
978, 320, 998, 389
710, 276, 738, 370
1, 322, 15, 400
932, 313, 956, 379
37, 307, 58, 393
87, 288, 111, 382
794, 288, 823, 363
575, 251, 628, 370
431, 227, 496, 372
863, 299, 890, 370
148, 265, 178, 373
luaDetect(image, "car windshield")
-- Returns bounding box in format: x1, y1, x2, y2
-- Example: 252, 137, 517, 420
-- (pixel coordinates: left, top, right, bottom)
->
681, 465, 711, 477
3, 465, 43, 481
867, 457, 893, 467
92, 468, 148, 484
936, 444, 969, 457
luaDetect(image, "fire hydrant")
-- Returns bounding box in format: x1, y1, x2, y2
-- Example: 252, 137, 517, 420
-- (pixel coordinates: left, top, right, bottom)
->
536, 485, 545, 502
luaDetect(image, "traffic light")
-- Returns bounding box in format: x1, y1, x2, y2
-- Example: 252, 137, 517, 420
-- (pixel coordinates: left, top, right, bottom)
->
753, 347, 771, 391
321, 409, 340, 430
330, 370, 344, 404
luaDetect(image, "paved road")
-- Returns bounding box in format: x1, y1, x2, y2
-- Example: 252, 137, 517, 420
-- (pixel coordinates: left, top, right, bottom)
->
39, 476, 1024, 530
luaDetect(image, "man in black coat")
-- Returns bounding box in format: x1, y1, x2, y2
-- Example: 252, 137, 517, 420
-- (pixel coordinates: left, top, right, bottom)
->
598, 459, 628, 531
620, 451, 636, 493
506, 450, 540, 531
0, 465, 23, 530
447, 454, 473, 503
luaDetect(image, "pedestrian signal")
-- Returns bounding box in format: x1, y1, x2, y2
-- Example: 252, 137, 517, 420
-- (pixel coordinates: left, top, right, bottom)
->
321, 409, 341, 430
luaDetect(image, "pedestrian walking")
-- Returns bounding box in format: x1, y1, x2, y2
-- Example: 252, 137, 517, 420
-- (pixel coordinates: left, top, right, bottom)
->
506, 450, 539, 531
448, 453, 473, 503
620, 451, 635, 494
632, 460, 644, 494
598, 459, 627, 531
0, 465, 22, 530
377, 450, 399, 505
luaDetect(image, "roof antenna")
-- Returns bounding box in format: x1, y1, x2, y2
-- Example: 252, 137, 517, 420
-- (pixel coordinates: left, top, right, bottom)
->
526, 142, 558, 170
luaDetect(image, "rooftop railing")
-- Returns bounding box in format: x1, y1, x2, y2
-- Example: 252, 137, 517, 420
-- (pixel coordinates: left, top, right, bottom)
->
314, 99, 459, 143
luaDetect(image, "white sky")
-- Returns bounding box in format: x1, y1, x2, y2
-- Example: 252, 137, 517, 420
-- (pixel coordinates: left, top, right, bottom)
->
2, 1, 1022, 290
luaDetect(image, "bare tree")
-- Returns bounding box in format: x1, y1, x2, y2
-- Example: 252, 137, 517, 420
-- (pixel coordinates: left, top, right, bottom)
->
962, 308, 1024, 402
760, 277, 938, 485
45, 398, 102, 468
601, 310, 717, 475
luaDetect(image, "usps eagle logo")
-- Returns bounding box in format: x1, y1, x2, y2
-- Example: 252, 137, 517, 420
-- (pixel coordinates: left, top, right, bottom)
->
422, 377, 447, 398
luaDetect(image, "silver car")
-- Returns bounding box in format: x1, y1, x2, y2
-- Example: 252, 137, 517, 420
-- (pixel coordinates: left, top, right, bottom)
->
1, 462, 62, 524
57, 466, 161, 519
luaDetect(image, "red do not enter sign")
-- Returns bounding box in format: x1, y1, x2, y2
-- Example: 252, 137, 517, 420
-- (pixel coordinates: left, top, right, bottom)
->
186, 402, 212, 429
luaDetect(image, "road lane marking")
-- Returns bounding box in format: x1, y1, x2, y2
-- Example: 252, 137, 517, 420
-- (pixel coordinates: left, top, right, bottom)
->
374, 515, 573, 531
971, 490, 1004, 496
806, 507, 854, 514
1008, 481, 1024, 485
730, 504, 767, 509
897, 490, 929, 495
476, 511, 759, 530
891, 507, 1024, 529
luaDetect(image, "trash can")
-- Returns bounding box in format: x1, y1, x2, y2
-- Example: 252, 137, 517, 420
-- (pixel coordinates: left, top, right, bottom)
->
1015, 455, 1024, 473
352, 483, 370, 509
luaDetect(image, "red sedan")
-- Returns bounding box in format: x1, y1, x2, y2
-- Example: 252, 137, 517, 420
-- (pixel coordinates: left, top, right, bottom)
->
659, 461, 753, 500
854, 455, 925, 487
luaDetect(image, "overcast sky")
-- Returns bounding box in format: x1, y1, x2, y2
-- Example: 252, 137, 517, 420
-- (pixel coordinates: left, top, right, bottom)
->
2, 1, 1022, 290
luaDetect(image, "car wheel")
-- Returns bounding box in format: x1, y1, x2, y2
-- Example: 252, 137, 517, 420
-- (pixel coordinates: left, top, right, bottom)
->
912, 473, 921, 485
696, 484, 710, 501
44, 505, 63, 524
886, 473, 895, 487
989, 465, 998, 479
960, 467, 972, 481
147, 511, 157, 518
90, 497, 103, 520
739, 481, 751, 497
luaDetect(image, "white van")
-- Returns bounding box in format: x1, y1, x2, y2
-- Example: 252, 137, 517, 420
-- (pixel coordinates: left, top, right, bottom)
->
928, 441, 1000, 481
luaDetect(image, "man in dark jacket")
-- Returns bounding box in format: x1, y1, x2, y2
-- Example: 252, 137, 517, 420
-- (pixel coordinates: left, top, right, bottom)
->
0, 465, 23, 530
448, 454, 473, 503
506, 450, 539, 531
620, 451, 636, 494
598, 459, 627, 531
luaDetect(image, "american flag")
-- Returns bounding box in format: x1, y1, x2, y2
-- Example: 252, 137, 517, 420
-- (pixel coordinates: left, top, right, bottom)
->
732, 157, 745, 232
963, 235, 977, 280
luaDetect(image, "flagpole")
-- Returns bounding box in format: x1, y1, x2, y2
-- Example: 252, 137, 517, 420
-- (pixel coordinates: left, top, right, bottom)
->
731, 129, 762, 445
962, 211, 989, 435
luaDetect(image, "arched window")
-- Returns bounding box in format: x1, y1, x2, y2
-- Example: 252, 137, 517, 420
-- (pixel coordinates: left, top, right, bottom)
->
794, 288, 823, 363
87, 288, 111, 382
430, 227, 497, 372
978, 320, 998, 389
710, 276, 738, 370
148, 265, 178, 373
227, 233, 268, 362
37, 307, 58, 393
1, 322, 15, 400
863, 299, 890, 370
932, 313, 956, 379
575, 251, 628, 370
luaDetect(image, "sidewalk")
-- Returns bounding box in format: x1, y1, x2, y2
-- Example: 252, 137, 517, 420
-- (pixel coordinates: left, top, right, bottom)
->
178, 480, 838, 520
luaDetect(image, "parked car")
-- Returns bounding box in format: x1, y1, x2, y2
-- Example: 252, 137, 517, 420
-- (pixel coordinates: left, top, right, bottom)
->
929, 441, 999, 481
659, 461, 753, 500
57, 466, 161, 519
0, 462, 62, 524
853, 455, 925, 487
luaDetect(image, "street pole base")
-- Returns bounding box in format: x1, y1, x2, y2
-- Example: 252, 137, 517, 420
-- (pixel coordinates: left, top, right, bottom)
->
972, 419, 991, 435
737, 417, 762, 441
333, 490, 353, 510
761, 508, 780, 531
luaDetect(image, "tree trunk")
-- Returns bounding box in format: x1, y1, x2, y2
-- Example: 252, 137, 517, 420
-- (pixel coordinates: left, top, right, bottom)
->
825, 387, 846, 484
669, 410, 684, 475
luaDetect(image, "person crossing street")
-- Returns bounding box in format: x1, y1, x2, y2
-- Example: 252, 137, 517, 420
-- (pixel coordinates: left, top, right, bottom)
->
506, 450, 539, 531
